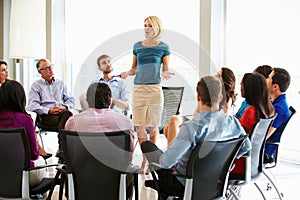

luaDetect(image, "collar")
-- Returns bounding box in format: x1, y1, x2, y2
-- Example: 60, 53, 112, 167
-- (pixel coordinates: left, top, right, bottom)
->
99, 75, 119, 83
41, 77, 55, 84
272, 93, 286, 104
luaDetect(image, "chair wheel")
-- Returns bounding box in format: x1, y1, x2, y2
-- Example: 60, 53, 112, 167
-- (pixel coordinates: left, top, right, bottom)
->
266, 183, 272, 191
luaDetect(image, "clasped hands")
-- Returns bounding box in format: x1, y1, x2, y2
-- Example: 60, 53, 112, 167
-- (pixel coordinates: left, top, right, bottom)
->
48, 105, 67, 114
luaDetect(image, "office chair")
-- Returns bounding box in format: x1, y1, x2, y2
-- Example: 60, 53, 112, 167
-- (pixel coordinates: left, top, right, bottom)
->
159, 86, 184, 133
34, 112, 59, 147
263, 106, 296, 199
145, 135, 247, 200
227, 115, 276, 200
264, 106, 296, 167
61, 129, 137, 200
0, 128, 59, 199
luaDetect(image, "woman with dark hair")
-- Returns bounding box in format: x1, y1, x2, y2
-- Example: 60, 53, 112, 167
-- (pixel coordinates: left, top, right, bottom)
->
163, 67, 237, 148
0, 60, 9, 86
231, 72, 275, 176
0, 80, 47, 187
235, 65, 273, 119
217, 67, 237, 114
239, 72, 275, 133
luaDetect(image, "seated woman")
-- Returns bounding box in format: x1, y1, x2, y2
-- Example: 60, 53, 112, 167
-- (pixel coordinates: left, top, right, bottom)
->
164, 67, 237, 147
0, 80, 47, 187
0, 60, 51, 159
235, 65, 272, 119
231, 72, 275, 175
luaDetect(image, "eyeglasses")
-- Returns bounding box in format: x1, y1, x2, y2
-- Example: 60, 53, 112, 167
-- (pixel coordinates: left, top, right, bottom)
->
39, 64, 53, 71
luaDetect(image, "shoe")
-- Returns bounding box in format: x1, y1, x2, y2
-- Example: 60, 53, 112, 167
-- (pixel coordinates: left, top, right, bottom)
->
145, 180, 158, 191
264, 162, 276, 168
55, 150, 64, 158
41, 153, 52, 160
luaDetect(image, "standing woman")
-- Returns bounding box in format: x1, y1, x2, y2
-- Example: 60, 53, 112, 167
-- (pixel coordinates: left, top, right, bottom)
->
0, 60, 9, 86
121, 16, 174, 173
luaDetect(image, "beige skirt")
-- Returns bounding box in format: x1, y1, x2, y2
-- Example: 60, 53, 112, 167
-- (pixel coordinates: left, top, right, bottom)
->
131, 84, 163, 127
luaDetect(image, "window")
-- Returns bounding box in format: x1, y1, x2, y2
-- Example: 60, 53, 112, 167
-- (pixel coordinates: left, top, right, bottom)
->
65, 0, 200, 114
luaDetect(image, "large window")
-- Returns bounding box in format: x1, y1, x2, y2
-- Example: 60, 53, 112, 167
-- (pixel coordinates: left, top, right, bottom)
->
65, 0, 200, 114
226, 0, 300, 161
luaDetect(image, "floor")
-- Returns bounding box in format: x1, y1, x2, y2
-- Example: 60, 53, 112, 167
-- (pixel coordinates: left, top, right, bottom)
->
41, 132, 300, 200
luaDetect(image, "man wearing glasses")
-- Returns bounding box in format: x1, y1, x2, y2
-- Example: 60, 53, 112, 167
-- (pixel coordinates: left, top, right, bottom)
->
28, 58, 74, 163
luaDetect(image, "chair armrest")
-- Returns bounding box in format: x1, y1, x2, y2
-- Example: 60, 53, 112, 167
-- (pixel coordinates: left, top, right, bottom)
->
150, 162, 162, 168
266, 141, 280, 145
29, 164, 60, 171
171, 171, 190, 179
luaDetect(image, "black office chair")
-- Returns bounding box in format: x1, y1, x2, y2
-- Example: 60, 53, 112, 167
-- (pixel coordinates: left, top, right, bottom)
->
145, 135, 247, 200
264, 106, 296, 167
0, 128, 59, 199
227, 115, 276, 200
34, 112, 59, 155
159, 86, 184, 133
262, 106, 296, 199
61, 129, 137, 200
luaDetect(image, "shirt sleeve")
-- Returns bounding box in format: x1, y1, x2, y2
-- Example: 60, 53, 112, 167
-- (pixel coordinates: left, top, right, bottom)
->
162, 42, 171, 57
62, 83, 74, 109
272, 104, 287, 129
23, 116, 39, 161
119, 79, 130, 111
159, 122, 196, 168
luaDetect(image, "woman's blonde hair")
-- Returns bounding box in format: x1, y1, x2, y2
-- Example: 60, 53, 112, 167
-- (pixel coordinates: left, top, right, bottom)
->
144, 16, 163, 39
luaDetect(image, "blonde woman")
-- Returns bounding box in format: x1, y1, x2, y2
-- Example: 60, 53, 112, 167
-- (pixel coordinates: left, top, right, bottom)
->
121, 16, 174, 173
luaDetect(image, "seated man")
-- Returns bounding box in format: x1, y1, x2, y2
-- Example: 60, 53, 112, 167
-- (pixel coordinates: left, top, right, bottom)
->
141, 76, 251, 198
27, 58, 74, 162
264, 68, 291, 163
80, 54, 130, 115
65, 82, 135, 198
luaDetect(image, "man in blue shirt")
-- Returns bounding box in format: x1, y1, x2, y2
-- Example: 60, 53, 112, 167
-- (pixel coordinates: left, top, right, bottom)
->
80, 54, 130, 116
28, 58, 74, 162
264, 68, 291, 163
141, 76, 251, 197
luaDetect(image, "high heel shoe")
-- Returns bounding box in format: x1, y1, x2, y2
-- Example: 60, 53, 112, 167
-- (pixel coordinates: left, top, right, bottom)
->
41, 153, 52, 160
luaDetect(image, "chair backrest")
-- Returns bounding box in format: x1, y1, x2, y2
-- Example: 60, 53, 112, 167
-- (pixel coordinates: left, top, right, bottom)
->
274, 106, 296, 143
267, 106, 296, 167
248, 115, 276, 179
61, 129, 131, 200
186, 135, 247, 200
160, 86, 184, 130
0, 128, 30, 198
